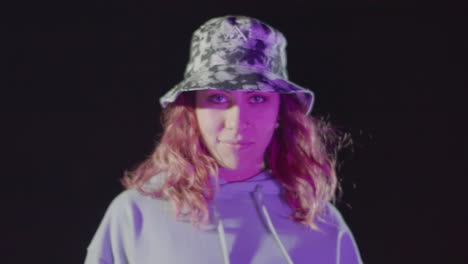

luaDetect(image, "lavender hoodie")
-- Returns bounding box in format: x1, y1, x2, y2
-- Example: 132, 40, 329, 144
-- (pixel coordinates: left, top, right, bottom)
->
85, 170, 363, 264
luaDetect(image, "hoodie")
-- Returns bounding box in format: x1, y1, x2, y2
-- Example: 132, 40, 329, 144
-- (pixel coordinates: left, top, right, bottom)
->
85, 170, 363, 264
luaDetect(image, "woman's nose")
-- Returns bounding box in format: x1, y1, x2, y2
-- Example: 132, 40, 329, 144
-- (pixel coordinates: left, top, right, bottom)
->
224, 104, 250, 131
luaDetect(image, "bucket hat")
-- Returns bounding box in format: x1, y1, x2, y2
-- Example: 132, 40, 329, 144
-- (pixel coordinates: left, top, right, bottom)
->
159, 15, 315, 115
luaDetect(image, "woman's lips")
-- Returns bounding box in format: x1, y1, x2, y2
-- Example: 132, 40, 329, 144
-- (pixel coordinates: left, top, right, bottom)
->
221, 141, 254, 150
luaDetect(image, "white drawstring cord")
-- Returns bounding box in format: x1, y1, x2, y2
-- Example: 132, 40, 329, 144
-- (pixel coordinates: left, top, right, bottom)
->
214, 205, 231, 264
255, 185, 294, 264
214, 183, 293, 264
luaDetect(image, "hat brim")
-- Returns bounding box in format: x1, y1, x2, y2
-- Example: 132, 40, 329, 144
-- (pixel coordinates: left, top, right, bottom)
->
159, 65, 315, 115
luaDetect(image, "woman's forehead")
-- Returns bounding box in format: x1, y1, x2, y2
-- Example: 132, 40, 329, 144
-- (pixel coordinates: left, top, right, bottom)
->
198, 89, 277, 95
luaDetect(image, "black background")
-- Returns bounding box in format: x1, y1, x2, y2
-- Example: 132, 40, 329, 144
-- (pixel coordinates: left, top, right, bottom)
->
3, 1, 466, 263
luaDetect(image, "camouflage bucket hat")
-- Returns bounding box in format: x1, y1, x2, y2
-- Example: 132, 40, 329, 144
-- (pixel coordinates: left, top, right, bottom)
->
159, 15, 315, 115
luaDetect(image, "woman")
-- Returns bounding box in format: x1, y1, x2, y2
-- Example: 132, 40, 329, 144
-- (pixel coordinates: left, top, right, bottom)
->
85, 15, 363, 264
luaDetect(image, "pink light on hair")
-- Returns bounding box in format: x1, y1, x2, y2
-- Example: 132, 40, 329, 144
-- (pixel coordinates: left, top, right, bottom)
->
123, 92, 348, 229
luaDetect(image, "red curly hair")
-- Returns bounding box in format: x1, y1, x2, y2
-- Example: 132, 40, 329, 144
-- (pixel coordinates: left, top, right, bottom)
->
123, 91, 347, 229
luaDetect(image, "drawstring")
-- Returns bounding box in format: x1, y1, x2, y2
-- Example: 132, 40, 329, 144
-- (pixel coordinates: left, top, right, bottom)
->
254, 185, 294, 264
213, 185, 294, 264
214, 205, 230, 264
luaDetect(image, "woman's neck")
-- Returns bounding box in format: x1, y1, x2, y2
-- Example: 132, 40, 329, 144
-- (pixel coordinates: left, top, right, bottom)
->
217, 164, 266, 183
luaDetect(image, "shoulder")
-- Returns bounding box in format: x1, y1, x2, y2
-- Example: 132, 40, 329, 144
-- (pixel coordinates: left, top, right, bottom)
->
102, 188, 172, 223
105, 189, 143, 213
86, 189, 174, 264
321, 203, 364, 263
319, 202, 352, 232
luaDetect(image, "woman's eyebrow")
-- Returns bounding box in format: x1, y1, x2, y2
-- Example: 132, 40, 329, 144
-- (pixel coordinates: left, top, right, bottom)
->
229, 90, 255, 94
209, 90, 258, 94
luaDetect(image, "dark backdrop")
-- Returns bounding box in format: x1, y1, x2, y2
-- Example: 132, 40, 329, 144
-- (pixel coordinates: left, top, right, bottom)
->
3, 2, 465, 263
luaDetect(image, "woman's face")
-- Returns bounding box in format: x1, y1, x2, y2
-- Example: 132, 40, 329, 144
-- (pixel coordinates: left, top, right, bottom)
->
195, 89, 280, 170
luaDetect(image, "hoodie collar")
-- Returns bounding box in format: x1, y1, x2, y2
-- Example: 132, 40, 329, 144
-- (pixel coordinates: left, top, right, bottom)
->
214, 169, 282, 198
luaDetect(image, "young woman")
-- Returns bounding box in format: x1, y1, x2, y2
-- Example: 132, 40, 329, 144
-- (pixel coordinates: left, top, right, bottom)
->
85, 15, 363, 264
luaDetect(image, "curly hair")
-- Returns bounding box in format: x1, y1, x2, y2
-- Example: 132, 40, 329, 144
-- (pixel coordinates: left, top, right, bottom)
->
122, 91, 347, 229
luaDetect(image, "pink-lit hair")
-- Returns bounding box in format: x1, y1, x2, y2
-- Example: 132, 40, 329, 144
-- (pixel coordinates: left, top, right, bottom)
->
123, 91, 347, 229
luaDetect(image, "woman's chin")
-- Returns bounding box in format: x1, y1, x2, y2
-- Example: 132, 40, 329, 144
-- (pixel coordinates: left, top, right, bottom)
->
219, 161, 241, 170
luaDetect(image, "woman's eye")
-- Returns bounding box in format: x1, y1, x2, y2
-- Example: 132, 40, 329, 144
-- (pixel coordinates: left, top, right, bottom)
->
251, 95, 266, 103
208, 94, 227, 104
207, 94, 267, 104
